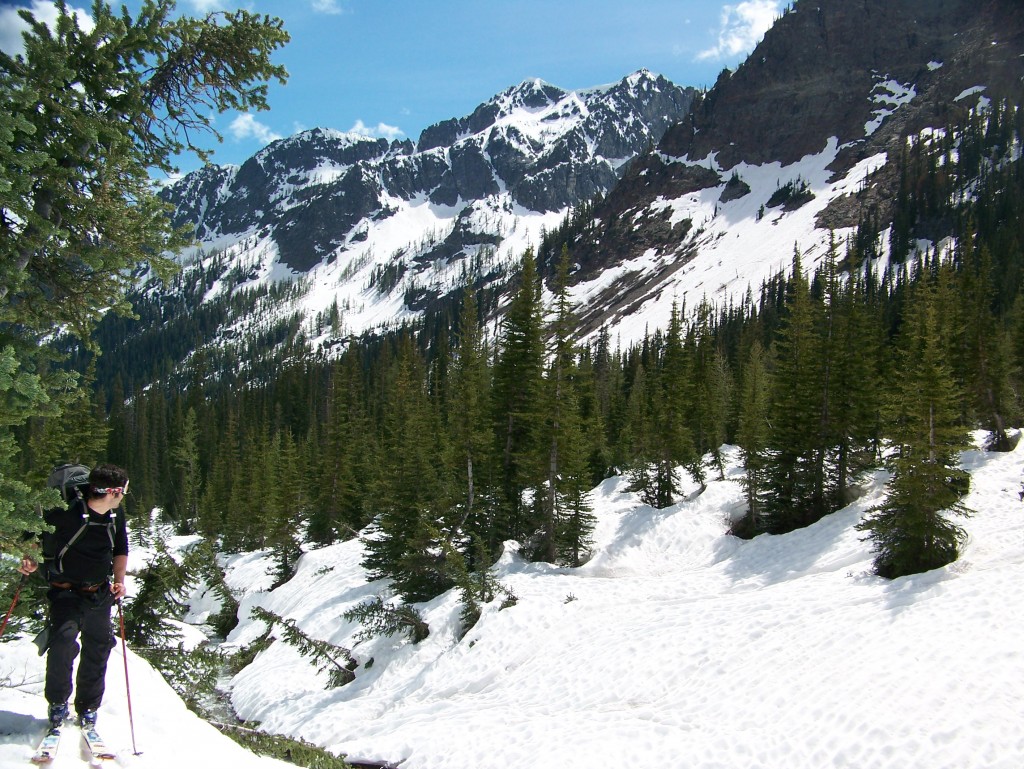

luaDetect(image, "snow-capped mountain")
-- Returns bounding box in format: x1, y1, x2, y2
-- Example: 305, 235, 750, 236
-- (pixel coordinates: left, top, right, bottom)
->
157, 70, 694, 346
143, 0, 1023, 382
563, 0, 1024, 337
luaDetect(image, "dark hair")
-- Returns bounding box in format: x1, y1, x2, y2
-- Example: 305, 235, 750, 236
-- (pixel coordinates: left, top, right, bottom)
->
87, 463, 129, 499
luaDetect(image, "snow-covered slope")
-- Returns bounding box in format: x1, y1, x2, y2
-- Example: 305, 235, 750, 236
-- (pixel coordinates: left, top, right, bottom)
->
204, 435, 1024, 769
0, 636, 294, 768
4, 440, 1022, 768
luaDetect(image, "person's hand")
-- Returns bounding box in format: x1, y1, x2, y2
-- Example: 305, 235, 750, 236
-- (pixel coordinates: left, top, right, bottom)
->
17, 556, 37, 576
110, 581, 126, 599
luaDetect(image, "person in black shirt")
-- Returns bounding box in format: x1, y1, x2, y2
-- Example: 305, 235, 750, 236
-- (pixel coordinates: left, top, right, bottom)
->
18, 464, 130, 730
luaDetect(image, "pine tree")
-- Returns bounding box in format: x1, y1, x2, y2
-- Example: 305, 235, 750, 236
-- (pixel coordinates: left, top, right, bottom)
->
342, 596, 430, 645
961, 241, 1015, 450
198, 406, 240, 543
251, 607, 358, 687
265, 428, 305, 587
621, 357, 653, 492
828, 260, 883, 503
734, 338, 773, 536
446, 287, 495, 557
310, 354, 368, 544
170, 406, 202, 534
763, 247, 826, 532
703, 347, 734, 481
541, 247, 594, 565
0, 0, 289, 548
690, 298, 720, 463
858, 278, 971, 579
361, 334, 452, 602
575, 339, 613, 485
491, 249, 546, 547
224, 420, 270, 551
627, 304, 701, 508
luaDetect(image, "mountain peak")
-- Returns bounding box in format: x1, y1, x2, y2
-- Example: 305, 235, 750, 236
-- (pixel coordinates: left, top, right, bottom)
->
159, 69, 696, 333
496, 78, 567, 112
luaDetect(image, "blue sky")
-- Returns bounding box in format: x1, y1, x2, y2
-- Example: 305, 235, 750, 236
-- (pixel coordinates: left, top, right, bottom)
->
1, 0, 783, 175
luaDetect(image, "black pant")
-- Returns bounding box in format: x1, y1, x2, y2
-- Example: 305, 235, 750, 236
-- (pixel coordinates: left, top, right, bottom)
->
44, 587, 116, 713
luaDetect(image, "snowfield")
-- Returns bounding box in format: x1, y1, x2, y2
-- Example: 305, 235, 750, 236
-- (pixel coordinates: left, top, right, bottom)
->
7, 436, 1022, 768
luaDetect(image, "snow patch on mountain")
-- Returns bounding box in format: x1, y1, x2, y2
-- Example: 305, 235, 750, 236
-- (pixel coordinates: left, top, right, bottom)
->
866, 76, 916, 136
572, 138, 890, 347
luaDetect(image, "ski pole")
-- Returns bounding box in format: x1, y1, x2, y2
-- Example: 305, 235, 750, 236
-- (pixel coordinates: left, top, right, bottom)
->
116, 599, 141, 755
0, 573, 28, 640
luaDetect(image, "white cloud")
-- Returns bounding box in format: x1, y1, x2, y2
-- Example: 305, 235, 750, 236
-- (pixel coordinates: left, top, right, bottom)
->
0, 1, 94, 55
697, 0, 781, 61
311, 0, 344, 14
349, 120, 405, 140
229, 113, 284, 145
182, 0, 227, 13
152, 170, 185, 190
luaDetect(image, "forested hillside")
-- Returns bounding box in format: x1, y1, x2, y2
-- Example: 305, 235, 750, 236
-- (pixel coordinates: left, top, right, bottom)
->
19, 96, 1024, 596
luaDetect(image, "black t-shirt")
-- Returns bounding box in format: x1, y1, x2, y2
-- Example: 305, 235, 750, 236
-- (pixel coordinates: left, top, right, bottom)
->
44, 498, 128, 584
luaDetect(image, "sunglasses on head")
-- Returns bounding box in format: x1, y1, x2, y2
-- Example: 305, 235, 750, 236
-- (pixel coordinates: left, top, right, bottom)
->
95, 479, 129, 496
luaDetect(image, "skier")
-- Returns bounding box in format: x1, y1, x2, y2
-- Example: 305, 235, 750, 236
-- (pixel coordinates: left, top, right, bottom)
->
19, 463, 130, 732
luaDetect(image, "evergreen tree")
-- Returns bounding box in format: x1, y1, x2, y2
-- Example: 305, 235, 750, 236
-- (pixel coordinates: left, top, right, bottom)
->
220, 420, 261, 551
0, 0, 288, 548
170, 406, 202, 534
198, 406, 239, 542
961, 241, 1015, 450
702, 347, 734, 481
828, 260, 883, 502
690, 298, 722, 463
27, 360, 109, 472
576, 338, 613, 485
858, 277, 972, 578
542, 247, 594, 565
763, 248, 826, 532
266, 428, 305, 587
734, 338, 772, 536
342, 596, 430, 645
361, 334, 452, 602
629, 304, 701, 508
621, 357, 653, 490
310, 354, 367, 544
250, 607, 357, 688
491, 249, 546, 547
446, 287, 495, 557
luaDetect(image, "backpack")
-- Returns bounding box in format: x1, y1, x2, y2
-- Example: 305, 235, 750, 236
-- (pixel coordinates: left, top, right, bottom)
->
47, 463, 91, 503
39, 463, 117, 581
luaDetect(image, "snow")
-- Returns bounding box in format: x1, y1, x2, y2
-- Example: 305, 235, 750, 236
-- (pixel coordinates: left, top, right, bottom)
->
572, 139, 890, 348
0, 631, 295, 768
866, 78, 916, 136
168, 68, 934, 358
6, 437, 1023, 768
956, 86, 987, 102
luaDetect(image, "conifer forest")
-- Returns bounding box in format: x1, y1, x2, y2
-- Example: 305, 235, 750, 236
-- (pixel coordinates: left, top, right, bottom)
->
18, 96, 1024, 604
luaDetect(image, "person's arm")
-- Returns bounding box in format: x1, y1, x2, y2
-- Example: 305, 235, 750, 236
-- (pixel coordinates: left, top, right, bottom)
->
17, 555, 37, 576
111, 554, 127, 598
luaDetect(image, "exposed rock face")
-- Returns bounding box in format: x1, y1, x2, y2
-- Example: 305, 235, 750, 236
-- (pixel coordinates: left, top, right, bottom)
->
660, 0, 1023, 170
573, 0, 1024, 281
161, 72, 697, 272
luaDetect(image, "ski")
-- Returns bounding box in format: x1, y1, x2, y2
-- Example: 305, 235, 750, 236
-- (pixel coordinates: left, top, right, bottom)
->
30, 728, 61, 764
80, 726, 117, 761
